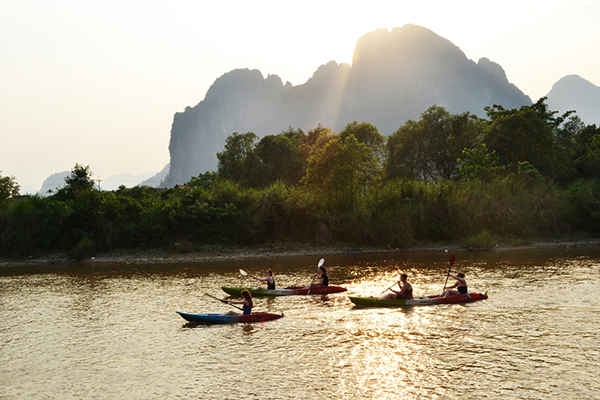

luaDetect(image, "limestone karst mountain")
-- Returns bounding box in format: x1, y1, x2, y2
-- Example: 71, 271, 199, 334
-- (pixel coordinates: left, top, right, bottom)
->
163, 24, 532, 186
546, 75, 600, 126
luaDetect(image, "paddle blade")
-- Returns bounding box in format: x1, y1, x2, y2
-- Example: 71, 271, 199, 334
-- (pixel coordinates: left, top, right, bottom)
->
318, 258, 325, 267
449, 254, 456, 266
239, 269, 248, 276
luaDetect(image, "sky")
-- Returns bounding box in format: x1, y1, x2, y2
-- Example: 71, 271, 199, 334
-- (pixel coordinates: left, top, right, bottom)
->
2, 0, 599, 193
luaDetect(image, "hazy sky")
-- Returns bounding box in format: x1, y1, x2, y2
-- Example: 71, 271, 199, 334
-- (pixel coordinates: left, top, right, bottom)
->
2, 0, 599, 192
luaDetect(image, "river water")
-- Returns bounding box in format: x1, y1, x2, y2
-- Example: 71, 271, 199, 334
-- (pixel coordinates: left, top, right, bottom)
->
1, 247, 599, 399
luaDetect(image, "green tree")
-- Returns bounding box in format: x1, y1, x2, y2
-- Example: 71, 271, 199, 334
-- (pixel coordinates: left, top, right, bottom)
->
458, 144, 504, 182
572, 124, 600, 180
0, 172, 20, 202
338, 121, 386, 159
54, 164, 96, 201
298, 123, 336, 160
255, 128, 306, 186
217, 132, 266, 187
484, 97, 573, 180
329, 134, 382, 211
386, 106, 482, 182
303, 131, 382, 211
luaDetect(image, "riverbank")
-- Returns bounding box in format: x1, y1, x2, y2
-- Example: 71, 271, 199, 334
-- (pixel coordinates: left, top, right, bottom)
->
2, 236, 600, 268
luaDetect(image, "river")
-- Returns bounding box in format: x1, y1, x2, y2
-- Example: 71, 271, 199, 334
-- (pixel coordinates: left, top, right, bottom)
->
1, 247, 599, 399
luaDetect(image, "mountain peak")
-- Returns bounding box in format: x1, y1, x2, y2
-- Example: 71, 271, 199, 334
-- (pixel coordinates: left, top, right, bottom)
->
164, 26, 533, 186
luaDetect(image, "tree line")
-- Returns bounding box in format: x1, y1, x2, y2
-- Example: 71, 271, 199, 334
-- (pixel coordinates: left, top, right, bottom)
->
1, 98, 599, 258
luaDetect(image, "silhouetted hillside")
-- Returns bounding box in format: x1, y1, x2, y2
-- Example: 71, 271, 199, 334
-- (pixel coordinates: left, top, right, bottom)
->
546, 75, 600, 125
164, 24, 532, 186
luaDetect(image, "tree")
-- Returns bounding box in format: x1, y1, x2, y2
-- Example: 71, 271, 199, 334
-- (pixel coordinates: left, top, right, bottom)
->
570, 123, 600, 180
0, 172, 20, 202
298, 123, 336, 160
458, 144, 504, 182
303, 132, 382, 211
386, 106, 483, 182
54, 164, 95, 200
329, 134, 382, 211
338, 121, 386, 159
217, 132, 266, 187
484, 97, 573, 180
255, 128, 307, 186
574, 128, 600, 179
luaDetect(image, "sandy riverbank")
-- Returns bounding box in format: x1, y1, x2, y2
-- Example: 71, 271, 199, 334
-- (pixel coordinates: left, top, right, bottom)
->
2, 236, 600, 269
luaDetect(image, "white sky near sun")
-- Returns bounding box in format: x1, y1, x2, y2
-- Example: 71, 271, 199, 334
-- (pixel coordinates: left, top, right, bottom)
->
1, 0, 599, 191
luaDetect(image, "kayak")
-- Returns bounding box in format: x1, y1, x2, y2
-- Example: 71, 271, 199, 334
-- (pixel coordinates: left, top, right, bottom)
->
348, 292, 488, 307
176, 311, 284, 324
221, 285, 348, 296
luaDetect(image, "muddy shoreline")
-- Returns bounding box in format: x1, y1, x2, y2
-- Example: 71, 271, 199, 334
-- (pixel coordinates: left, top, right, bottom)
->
2, 237, 600, 269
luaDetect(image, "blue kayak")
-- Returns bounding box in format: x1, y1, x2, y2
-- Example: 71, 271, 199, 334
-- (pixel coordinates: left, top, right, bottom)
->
176, 311, 284, 324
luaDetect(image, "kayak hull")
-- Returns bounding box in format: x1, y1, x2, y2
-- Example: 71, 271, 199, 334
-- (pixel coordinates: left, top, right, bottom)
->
348, 292, 488, 307
176, 311, 284, 324
221, 286, 347, 296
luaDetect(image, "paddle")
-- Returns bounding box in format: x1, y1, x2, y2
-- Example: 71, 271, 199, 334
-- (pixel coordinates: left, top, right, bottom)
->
442, 254, 456, 293
307, 258, 325, 294
239, 269, 262, 282
205, 293, 242, 311
378, 280, 399, 296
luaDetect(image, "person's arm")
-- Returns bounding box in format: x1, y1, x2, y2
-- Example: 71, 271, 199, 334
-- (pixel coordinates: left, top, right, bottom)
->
447, 275, 459, 288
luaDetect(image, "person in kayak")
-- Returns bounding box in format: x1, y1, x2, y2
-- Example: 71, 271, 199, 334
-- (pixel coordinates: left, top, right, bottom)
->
442, 272, 468, 297
306, 266, 329, 289
315, 266, 329, 286
254, 268, 275, 290
379, 273, 413, 300
226, 290, 254, 315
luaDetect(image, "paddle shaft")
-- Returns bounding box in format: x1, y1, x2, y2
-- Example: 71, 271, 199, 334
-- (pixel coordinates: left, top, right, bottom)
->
205, 293, 242, 311
442, 254, 456, 292
379, 281, 399, 296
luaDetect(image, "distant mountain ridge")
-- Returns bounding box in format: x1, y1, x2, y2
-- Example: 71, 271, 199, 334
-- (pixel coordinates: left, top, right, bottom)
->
164, 24, 534, 186
546, 75, 600, 126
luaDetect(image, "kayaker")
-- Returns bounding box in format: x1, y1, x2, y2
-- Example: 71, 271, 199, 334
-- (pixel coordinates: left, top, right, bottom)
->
379, 273, 413, 300
306, 266, 329, 289
315, 266, 329, 286
225, 290, 254, 315
254, 268, 276, 290
442, 273, 468, 297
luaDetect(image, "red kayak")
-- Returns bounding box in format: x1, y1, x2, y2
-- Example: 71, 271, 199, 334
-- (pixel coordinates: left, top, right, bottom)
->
221, 285, 348, 296
348, 292, 488, 307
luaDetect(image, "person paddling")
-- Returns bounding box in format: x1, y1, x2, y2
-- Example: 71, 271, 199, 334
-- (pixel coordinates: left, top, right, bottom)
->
442, 273, 468, 297
254, 268, 275, 290
306, 266, 328, 289
225, 290, 253, 315
379, 273, 413, 300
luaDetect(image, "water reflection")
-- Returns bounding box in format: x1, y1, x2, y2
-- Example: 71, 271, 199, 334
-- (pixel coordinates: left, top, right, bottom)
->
1, 247, 600, 399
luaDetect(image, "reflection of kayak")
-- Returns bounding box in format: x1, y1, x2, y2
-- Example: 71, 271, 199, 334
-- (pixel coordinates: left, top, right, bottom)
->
348, 292, 488, 307
176, 311, 284, 324
221, 286, 347, 296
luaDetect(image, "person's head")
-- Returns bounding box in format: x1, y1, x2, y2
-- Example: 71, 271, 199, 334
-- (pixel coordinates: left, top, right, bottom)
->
266, 268, 273, 276
241, 290, 253, 306
457, 273, 465, 278
318, 266, 327, 274
400, 273, 408, 282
